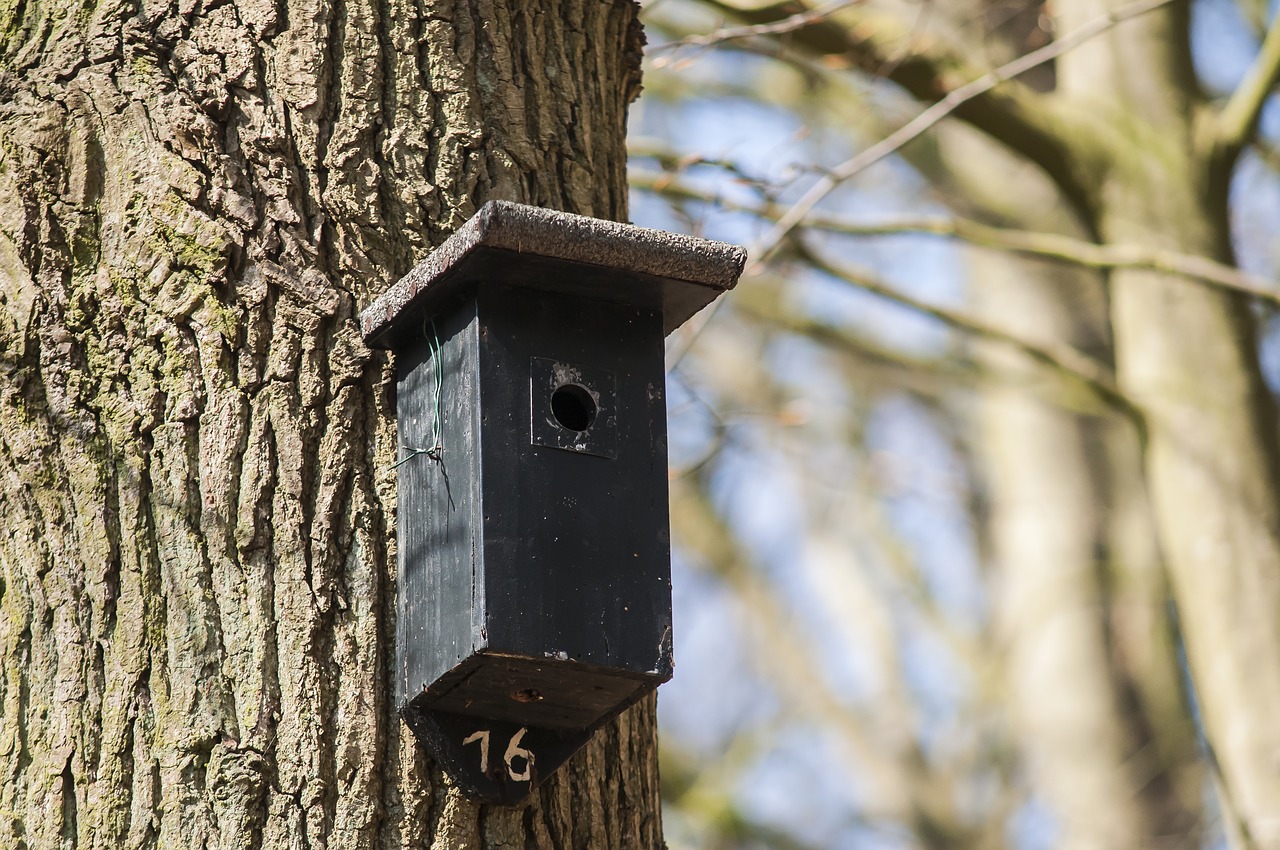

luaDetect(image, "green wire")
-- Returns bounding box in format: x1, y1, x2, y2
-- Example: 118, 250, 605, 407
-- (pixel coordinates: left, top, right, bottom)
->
391, 316, 444, 470
429, 319, 443, 455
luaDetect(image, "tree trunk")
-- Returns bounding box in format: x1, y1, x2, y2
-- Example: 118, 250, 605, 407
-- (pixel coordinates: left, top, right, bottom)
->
931, 117, 1202, 848
0, 1, 663, 848
1055, 2, 1280, 844
973, 245, 1202, 849
1105, 159, 1280, 847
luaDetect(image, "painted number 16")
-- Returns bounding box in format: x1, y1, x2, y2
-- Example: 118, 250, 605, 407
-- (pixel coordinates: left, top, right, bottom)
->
463, 728, 535, 782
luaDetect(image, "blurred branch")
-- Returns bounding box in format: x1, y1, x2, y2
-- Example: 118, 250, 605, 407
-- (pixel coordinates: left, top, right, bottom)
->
695, 286, 1112, 439
671, 480, 901, 786
630, 138, 779, 193
667, 367, 733, 479
701, 0, 1080, 190
793, 241, 1138, 419
663, 736, 840, 850
870, 0, 939, 82
670, 476, 963, 832
847, 483, 984, 672
673, 400, 1017, 846
737, 300, 978, 396
748, 0, 1176, 268
1238, 0, 1272, 36
1256, 139, 1280, 172
1213, 14, 1280, 167
631, 169, 1279, 306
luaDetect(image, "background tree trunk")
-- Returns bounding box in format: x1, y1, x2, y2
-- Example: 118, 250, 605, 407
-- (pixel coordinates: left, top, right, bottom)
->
922, 7, 1206, 843
972, 245, 1202, 850
927, 115, 1202, 847
0, 2, 664, 848
1054, 3, 1280, 843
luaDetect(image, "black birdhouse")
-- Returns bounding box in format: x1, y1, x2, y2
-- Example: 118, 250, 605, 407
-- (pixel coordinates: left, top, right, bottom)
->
361, 201, 745, 803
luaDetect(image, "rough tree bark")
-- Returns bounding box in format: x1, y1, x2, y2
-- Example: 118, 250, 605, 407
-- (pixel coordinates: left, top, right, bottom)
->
0, 1, 664, 848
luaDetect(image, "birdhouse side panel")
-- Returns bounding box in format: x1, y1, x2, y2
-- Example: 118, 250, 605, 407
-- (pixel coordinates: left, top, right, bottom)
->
395, 303, 486, 709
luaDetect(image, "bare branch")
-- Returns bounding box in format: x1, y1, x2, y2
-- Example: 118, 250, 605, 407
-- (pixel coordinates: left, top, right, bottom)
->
1238, 0, 1273, 36
941, 219, 1276, 305
695, 0, 1090, 220
1256, 139, 1280, 172
738, 302, 978, 393
630, 168, 1278, 307
793, 242, 1139, 419
749, 0, 1178, 269
628, 137, 775, 191
1214, 15, 1280, 165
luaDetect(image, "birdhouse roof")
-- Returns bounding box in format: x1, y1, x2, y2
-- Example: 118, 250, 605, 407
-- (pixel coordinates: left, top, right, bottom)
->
361, 201, 747, 349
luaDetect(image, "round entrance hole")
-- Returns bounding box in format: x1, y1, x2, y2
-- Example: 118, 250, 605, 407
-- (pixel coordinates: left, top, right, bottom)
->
551, 384, 597, 432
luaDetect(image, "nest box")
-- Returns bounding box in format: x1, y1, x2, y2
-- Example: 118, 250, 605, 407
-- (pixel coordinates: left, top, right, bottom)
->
361, 201, 745, 803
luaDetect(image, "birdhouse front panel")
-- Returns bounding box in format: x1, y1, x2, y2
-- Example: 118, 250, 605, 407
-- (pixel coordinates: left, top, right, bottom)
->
475, 282, 672, 679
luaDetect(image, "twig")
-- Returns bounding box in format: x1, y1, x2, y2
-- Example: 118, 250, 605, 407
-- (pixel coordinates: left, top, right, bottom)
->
628, 137, 776, 195
874, 0, 936, 79
650, 0, 860, 65
667, 367, 733, 480
1256, 140, 1280, 172
741, 303, 974, 386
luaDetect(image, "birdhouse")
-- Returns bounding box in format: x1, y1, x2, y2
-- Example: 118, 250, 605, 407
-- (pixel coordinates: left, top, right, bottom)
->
361, 201, 745, 803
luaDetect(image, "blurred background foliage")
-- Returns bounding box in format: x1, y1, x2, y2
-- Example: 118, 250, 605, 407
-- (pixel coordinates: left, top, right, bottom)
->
627, 1, 1280, 848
